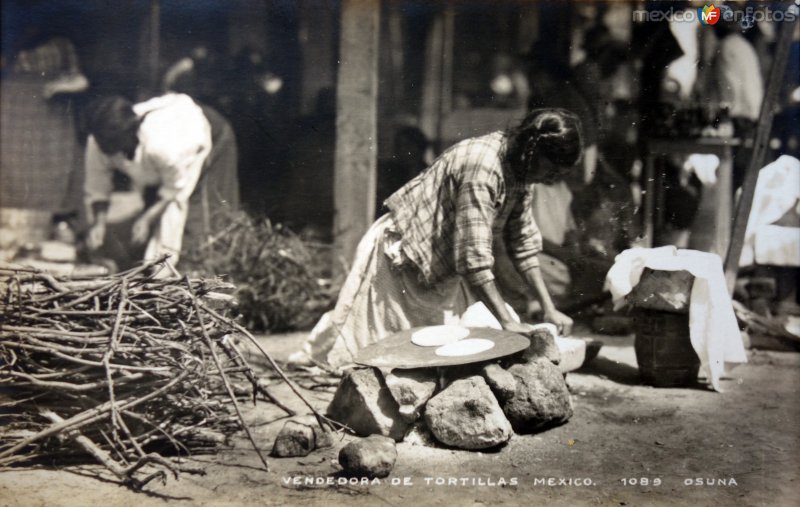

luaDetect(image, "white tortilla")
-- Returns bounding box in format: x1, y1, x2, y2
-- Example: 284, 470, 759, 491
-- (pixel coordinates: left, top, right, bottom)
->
435, 338, 495, 357
411, 325, 470, 347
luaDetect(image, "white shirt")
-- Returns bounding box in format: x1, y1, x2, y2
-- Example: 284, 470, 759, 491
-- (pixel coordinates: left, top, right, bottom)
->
84, 93, 212, 262
84, 93, 212, 208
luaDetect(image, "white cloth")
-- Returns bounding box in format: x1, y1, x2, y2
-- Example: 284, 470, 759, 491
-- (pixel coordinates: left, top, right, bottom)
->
754, 225, 800, 267
740, 155, 800, 267
84, 93, 212, 263
605, 246, 747, 391
683, 153, 720, 185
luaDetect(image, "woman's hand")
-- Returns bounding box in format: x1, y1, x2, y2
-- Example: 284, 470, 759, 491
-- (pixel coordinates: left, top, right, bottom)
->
543, 309, 573, 336
501, 320, 538, 336
131, 216, 152, 245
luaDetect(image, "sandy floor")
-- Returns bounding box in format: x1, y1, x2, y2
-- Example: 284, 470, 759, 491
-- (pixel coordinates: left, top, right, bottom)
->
1, 329, 798, 507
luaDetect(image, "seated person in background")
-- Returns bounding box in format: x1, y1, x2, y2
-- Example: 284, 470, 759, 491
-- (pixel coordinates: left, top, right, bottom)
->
83, 93, 239, 270
487, 52, 531, 109
375, 126, 431, 216
712, 17, 765, 191
712, 18, 763, 134
494, 179, 576, 313
494, 158, 628, 317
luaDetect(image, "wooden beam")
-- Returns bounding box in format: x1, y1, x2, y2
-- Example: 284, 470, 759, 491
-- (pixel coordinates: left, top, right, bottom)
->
333, 0, 380, 267
724, 6, 799, 293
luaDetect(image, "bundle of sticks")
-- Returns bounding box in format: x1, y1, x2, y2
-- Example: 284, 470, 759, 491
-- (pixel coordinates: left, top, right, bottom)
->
0, 256, 334, 488
182, 210, 338, 332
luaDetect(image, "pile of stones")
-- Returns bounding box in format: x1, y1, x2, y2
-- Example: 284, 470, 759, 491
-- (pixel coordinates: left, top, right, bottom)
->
270, 327, 578, 478
326, 328, 573, 451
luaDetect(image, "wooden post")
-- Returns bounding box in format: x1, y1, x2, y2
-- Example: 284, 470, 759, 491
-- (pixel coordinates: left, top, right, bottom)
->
419, 4, 454, 152
387, 4, 405, 107
137, 0, 161, 100
440, 5, 455, 121
298, 0, 339, 115
334, 0, 380, 267
724, 6, 799, 293
420, 9, 445, 145
148, 0, 161, 94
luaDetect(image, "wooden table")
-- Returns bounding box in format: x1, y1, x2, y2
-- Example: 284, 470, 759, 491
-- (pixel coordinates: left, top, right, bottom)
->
642, 137, 740, 257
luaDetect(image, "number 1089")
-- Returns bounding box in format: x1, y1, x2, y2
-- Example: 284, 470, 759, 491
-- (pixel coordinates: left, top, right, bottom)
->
621, 478, 662, 486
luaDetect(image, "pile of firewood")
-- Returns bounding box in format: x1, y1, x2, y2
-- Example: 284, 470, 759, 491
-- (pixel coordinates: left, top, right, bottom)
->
0, 257, 332, 488
182, 211, 339, 332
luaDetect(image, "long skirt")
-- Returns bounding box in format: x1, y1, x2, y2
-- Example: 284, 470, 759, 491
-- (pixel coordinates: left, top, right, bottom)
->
303, 214, 517, 368
0, 76, 81, 213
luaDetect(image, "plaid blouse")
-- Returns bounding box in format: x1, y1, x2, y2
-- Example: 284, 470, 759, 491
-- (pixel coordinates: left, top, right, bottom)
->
385, 131, 542, 287
13, 37, 80, 76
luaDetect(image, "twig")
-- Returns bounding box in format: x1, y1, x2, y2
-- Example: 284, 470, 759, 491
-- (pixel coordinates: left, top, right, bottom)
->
2, 370, 144, 392
218, 335, 296, 416
183, 277, 270, 472
103, 279, 128, 443
0, 372, 189, 461
199, 302, 342, 432
39, 409, 176, 489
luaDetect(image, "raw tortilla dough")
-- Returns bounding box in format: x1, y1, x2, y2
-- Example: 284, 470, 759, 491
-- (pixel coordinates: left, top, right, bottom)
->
435, 338, 495, 357
411, 325, 470, 347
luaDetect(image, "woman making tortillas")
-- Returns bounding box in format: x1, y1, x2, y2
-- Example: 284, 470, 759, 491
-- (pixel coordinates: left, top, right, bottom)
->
297, 108, 583, 368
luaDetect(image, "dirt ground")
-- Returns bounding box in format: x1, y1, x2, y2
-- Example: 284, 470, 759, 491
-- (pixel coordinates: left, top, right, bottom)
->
1, 327, 799, 507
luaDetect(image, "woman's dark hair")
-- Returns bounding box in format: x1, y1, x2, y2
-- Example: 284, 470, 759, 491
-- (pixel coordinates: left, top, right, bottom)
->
86, 96, 140, 154
505, 108, 583, 177
87, 96, 138, 136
